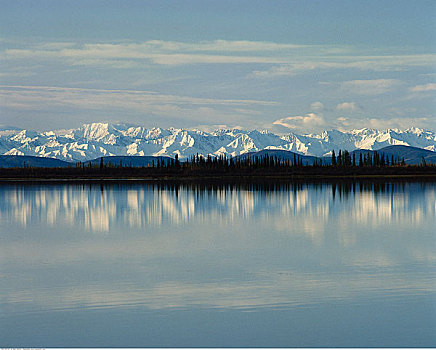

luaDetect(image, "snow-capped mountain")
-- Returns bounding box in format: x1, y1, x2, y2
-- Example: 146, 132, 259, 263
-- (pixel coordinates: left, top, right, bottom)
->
1, 122, 435, 162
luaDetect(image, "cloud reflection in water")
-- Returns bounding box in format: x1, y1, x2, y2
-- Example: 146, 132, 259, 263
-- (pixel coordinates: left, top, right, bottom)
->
0, 181, 435, 313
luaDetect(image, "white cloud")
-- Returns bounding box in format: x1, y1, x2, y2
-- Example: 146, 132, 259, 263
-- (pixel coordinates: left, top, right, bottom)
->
0, 85, 277, 106
2, 41, 294, 66
149, 53, 283, 65
37, 42, 76, 50
181, 40, 308, 52
0, 85, 277, 125
336, 102, 358, 112
251, 54, 436, 78
4, 47, 285, 67
340, 79, 401, 95
190, 124, 246, 133
252, 62, 345, 77
4, 40, 436, 70
330, 116, 433, 131
272, 113, 435, 133
70, 58, 141, 69
83, 40, 307, 53
335, 117, 353, 130
273, 113, 326, 131
366, 117, 431, 130
310, 101, 324, 112
409, 83, 436, 92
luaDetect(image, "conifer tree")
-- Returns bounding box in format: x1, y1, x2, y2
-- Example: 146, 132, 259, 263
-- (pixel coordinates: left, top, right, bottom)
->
332, 150, 336, 166
343, 150, 350, 167
421, 156, 426, 167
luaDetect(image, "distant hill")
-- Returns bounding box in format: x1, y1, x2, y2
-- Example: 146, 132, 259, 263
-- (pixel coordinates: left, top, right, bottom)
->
1, 145, 434, 168
235, 149, 322, 165
351, 145, 436, 165
0, 155, 71, 168
83, 155, 174, 167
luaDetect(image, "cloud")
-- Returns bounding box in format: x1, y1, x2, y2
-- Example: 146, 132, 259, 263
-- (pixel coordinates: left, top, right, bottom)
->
331, 116, 433, 131
4, 40, 436, 70
336, 116, 349, 123
272, 112, 435, 133
0, 85, 277, 106
2, 40, 296, 67
0, 85, 278, 126
340, 79, 401, 95
4, 47, 285, 66
37, 42, 76, 50
250, 54, 436, 78
70, 58, 142, 69
149, 53, 283, 65
81, 40, 307, 53
334, 117, 354, 130
365, 117, 431, 130
252, 62, 345, 77
409, 83, 436, 92
179, 40, 308, 52
190, 124, 246, 133
336, 102, 358, 112
310, 101, 324, 112
273, 113, 326, 131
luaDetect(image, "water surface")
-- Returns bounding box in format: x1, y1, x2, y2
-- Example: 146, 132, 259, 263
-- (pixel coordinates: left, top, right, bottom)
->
1, 181, 435, 347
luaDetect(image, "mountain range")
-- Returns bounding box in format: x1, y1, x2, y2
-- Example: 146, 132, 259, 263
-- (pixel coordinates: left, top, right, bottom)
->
0, 122, 435, 163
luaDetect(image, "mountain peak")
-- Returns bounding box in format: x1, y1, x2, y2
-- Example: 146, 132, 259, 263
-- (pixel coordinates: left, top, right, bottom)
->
405, 126, 425, 135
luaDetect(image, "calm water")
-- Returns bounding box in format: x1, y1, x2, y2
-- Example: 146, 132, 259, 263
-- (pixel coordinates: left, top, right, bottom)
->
0, 181, 435, 347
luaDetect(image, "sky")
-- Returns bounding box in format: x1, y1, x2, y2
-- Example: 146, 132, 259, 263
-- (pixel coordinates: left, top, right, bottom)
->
0, 0, 435, 133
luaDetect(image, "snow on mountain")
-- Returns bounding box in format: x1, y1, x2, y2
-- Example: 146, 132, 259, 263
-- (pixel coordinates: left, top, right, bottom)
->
0, 125, 23, 137
0, 122, 434, 161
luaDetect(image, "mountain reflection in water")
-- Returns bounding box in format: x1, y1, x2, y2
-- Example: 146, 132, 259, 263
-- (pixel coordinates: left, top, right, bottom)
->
0, 181, 435, 347
1, 181, 434, 233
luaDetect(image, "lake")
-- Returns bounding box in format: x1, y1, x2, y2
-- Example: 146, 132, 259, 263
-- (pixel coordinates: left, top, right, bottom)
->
0, 180, 435, 347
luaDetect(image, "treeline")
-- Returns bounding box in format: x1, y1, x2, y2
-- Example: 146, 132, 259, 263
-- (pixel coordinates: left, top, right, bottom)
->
331, 150, 407, 167
1, 150, 435, 179
74, 153, 305, 172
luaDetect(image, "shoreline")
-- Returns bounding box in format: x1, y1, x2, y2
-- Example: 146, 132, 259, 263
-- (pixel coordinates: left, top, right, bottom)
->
1, 173, 435, 183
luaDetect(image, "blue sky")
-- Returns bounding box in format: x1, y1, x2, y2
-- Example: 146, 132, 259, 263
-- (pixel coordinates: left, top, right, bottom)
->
0, 0, 435, 132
